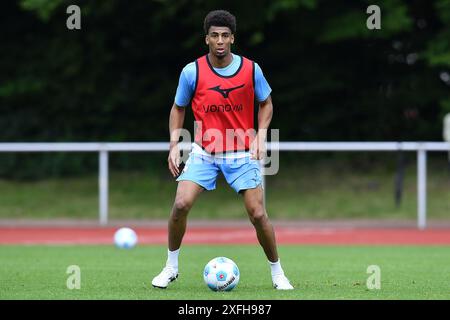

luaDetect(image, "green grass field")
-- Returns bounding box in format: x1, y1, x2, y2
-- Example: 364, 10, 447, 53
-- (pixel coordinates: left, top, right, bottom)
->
1, 245, 450, 299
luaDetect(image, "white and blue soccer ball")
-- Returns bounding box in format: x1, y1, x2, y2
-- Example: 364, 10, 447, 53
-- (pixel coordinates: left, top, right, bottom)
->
203, 257, 240, 291
113, 227, 138, 249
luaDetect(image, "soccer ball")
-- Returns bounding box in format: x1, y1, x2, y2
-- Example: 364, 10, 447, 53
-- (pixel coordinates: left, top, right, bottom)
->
203, 257, 240, 291
113, 227, 138, 249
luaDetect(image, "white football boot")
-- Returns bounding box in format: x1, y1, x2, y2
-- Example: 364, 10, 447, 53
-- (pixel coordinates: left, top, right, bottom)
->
152, 266, 178, 289
272, 274, 294, 290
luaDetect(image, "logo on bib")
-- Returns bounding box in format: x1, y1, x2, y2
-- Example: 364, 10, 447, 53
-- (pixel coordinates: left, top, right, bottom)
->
207, 84, 245, 98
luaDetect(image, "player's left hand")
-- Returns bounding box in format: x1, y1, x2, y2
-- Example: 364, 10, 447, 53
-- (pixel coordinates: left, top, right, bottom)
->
250, 137, 266, 160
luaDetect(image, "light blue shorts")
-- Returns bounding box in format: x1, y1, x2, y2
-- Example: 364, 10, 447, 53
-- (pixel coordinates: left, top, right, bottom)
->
176, 153, 262, 193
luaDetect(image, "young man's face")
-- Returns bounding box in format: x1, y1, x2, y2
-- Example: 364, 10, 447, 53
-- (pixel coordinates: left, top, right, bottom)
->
205, 26, 234, 59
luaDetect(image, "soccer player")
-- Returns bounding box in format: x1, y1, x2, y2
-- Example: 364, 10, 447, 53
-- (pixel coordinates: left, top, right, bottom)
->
152, 10, 294, 290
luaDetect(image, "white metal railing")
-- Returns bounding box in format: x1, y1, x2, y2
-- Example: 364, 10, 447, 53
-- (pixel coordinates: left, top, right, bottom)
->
0, 142, 449, 229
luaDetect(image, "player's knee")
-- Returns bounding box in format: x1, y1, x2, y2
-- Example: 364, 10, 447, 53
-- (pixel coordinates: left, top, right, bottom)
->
173, 196, 193, 214
248, 207, 267, 225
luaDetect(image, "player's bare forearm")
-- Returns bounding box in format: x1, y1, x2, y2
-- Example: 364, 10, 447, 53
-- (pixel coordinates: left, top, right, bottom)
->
169, 103, 186, 148
168, 103, 186, 177
250, 96, 273, 160
257, 95, 273, 142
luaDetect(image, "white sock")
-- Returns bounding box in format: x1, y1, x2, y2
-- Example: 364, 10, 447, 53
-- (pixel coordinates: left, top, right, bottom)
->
166, 248, 180, 271
268, 259, 284, 277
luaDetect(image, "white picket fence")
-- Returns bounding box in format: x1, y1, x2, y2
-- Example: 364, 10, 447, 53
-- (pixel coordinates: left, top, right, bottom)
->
1, 142, 449, 229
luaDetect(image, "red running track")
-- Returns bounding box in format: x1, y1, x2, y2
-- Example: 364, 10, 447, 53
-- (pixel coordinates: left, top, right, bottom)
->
1, 227, 450, 245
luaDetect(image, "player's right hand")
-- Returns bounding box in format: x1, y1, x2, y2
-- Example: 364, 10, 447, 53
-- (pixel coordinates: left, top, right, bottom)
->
168, 144, 181, 178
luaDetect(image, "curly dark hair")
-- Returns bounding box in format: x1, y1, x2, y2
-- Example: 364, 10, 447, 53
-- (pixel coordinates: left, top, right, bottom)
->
203, 10, 236, 35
